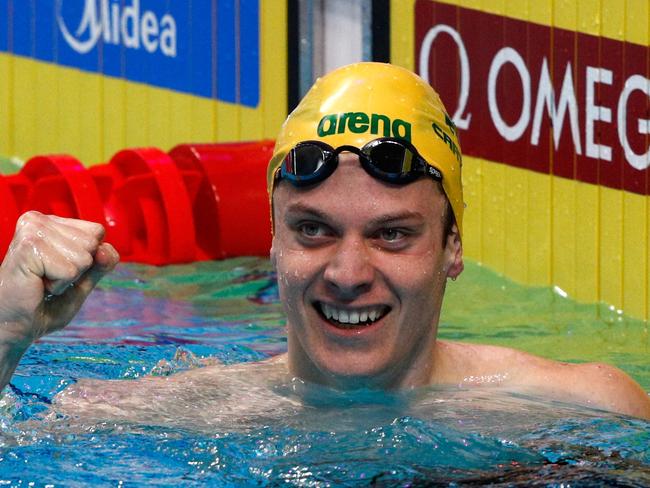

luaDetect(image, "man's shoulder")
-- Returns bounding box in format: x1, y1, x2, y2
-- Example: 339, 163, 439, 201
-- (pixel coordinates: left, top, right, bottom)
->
437, 340, 542, 373
437, 341, 650, 419
52, 353, 292, 425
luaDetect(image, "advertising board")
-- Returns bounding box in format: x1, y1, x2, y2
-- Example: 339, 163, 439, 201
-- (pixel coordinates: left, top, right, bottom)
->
2, 0, 260, 106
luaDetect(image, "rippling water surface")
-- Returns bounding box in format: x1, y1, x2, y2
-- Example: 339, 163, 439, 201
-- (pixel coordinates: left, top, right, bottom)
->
1, 258, 648, 486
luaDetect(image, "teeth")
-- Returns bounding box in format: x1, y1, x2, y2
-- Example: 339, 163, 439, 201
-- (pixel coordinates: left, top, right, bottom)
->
318, 303, 386, 325
323, 304, 333, 319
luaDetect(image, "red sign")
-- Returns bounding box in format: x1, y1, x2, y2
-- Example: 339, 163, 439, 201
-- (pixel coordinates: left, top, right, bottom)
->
415, 0, 650, 194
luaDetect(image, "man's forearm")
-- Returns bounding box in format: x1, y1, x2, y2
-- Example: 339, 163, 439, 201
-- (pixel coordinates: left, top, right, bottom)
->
0, 330, 32, 392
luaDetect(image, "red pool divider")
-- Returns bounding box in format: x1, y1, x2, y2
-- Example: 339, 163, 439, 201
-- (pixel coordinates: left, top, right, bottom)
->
104, 148, 200, 265
0, 141, 275, 265
21, 155, 106, 224
169, 140, 274, 260
0, 172, 30, 259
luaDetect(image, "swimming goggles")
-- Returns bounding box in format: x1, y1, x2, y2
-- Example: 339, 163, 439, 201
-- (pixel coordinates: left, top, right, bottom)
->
277, 138, 442, 187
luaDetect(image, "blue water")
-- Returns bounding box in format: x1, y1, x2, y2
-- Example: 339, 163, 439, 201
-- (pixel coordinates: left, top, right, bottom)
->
1, 258, 649, 486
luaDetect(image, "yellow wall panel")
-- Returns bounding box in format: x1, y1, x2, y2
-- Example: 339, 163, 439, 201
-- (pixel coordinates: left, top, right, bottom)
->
623, 0, 648, 310
625, 0, 649, 45
124, 83, 150, 148
504, 166, 529, 283
551, 177, 576, 298
390, 0, 415, 71
461, 157, 482, 262
527, 171, 552, 286
12, 57, 37, 159
167, 92, 195, 150
147, 86, 171, 152
456, 0, 482, 10
78, 75, 103, 164
622, 193, 647, 319
215, 103, 240, 142
34, 63, 58, 156
261, 0, 288, 138
480, 160, 506, 274
641, 207, 650, 320
102, 77, 127, 162
599, 187, 624, 311
505, 0, 527, 19
0, 54, 13, 157
574, 183, 599, 303
482, 0, 505, 16
56, 67, 81, 159
601, 0, 626, 41
527, 0, 552, 26
553, 0, 578, 32
239, 106, 264, 141
577, 0, 601, 37
189, 97, 216, 143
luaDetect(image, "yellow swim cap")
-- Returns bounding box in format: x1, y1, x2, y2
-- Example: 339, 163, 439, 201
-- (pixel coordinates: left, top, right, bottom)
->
268, 62, 464, 236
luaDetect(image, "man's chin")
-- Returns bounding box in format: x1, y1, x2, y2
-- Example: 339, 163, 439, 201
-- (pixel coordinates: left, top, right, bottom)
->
310, 352, 398, 390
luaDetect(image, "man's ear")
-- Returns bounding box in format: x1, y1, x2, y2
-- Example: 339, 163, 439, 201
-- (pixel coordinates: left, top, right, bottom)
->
445, 223, 463, 279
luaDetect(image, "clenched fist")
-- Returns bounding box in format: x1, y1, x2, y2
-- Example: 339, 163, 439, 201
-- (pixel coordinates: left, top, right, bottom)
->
0, 211, 119, 389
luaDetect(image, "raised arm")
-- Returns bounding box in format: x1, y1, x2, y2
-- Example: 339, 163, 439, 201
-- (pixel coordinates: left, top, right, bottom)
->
0, 211, 119, 391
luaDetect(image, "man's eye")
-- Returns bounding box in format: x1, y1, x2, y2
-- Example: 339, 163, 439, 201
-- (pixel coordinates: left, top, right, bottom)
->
298, 222, 326, 237
379, 228, 405, 242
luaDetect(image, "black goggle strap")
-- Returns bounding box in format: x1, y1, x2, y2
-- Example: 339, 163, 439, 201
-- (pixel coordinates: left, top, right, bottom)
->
424, 164, 442, 180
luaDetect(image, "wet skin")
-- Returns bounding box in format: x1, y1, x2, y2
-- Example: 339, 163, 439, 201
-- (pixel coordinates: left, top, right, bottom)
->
271, 153, 463, 390
0, 160, 648, 420
270, 153, 650, 419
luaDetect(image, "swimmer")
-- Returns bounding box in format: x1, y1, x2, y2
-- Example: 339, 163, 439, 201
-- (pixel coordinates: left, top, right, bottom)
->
0, 63, 648, 421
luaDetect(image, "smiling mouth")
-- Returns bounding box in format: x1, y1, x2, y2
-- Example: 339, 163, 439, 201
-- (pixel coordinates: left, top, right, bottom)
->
315, 302, 390, 329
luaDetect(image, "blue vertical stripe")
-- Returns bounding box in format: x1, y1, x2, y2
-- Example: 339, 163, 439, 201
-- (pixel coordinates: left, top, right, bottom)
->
190, 0, 213, 98
239, 0, 259, 107
216, 0, 236, 104
34, 1, 54, 62
0, 0, 9, 52
12, 0, 34, 57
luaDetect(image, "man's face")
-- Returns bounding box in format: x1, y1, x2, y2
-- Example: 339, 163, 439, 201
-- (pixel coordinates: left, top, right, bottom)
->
271, 153, 463, 389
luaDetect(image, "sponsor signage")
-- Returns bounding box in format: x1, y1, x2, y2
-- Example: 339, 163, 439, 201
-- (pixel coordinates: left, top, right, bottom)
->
416, 0, 650, 194
1, 0, 260, 107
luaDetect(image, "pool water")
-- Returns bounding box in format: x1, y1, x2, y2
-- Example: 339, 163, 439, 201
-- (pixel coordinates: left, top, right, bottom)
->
1, 258, 649, 486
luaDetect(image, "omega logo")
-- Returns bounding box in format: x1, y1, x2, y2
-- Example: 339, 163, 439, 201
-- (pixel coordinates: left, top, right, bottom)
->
419, 24, 650, 170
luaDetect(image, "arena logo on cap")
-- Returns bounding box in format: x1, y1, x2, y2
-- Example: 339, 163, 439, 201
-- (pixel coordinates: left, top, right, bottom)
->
57, 0, 177, 57
317, 112, 412, 141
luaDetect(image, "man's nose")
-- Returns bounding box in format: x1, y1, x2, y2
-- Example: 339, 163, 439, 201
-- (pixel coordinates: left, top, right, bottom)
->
323, 237, 374, 298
